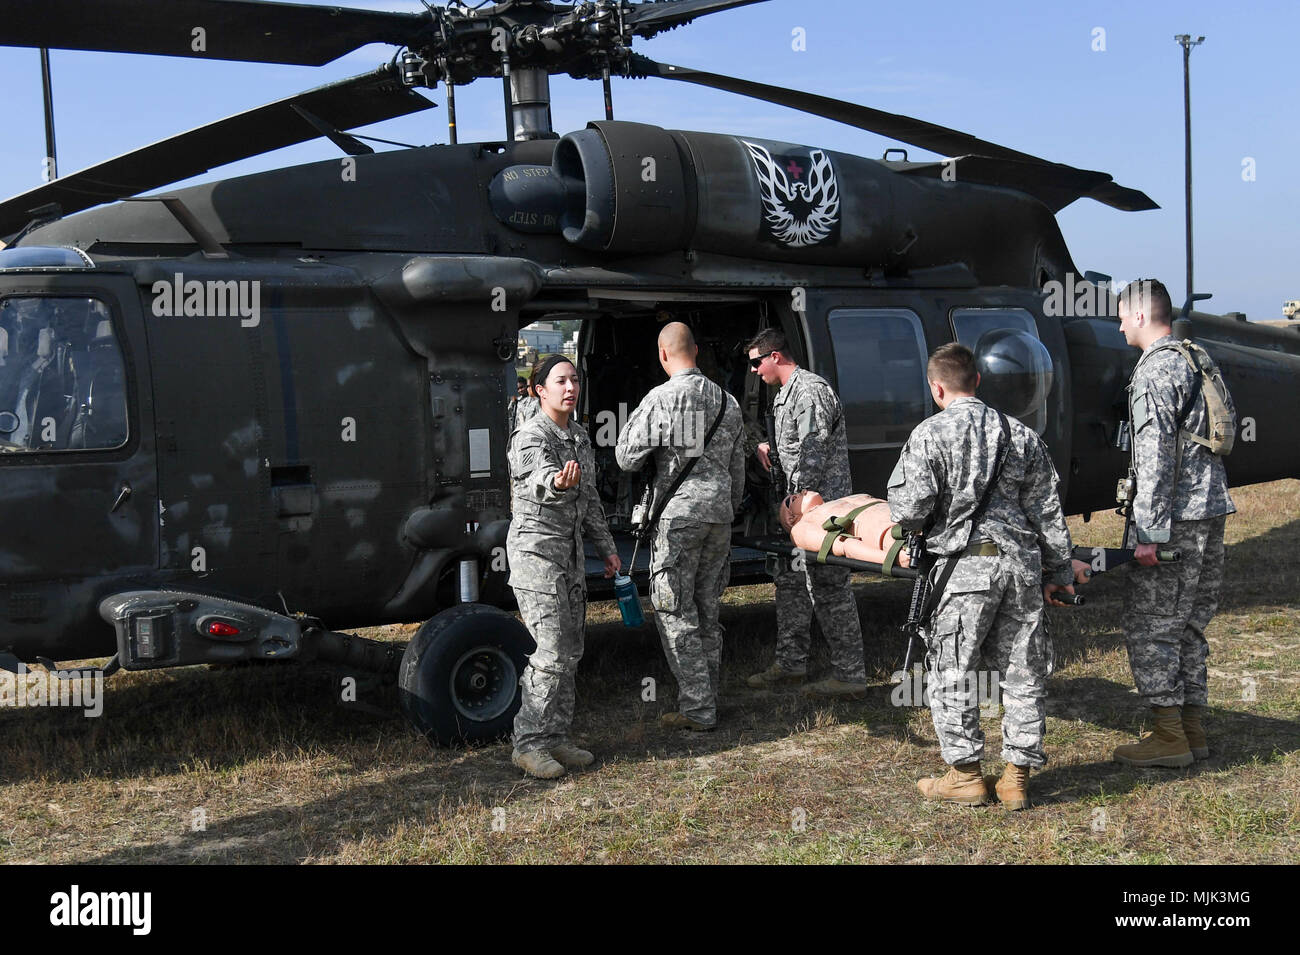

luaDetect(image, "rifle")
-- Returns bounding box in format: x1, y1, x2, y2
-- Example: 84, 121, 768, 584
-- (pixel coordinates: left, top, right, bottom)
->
1071, 545, 1181, 573
628, 473, 655, 573
765, 410, 786, 519
899, 532, 932, 675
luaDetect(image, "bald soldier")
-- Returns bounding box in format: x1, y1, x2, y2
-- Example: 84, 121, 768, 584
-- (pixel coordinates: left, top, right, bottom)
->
616, 323, 746, 731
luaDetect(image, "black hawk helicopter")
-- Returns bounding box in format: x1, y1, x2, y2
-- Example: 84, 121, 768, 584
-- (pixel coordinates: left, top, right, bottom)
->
0, 0, 1296, 745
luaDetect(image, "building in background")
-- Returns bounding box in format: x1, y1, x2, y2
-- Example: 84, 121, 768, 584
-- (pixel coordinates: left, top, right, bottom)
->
519, 322, 563, 355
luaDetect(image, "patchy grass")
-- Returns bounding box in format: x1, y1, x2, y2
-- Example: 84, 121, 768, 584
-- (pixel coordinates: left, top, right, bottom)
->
2, 482, 1297, 864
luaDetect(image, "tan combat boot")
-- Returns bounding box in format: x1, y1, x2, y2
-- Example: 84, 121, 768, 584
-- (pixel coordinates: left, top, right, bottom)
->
1113, 706, 1195, 768
1182, 704, 1210, 760
550, 742, 595, 769
992, 763, 1031, 810
917, 762, 991, 806
511, 748, 566, 779
659, 711, 715, 732
746, 663, 807, 688
801, 678, 868, 699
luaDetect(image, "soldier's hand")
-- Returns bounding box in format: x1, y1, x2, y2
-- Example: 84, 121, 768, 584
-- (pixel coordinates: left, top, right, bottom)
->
1071, 559, 1094, 586
1134, 542, 1159, 567
603, 553, 622, 578
1044, 583, 1075, 607
553, 460, 581, 491
757, 442, 772, 472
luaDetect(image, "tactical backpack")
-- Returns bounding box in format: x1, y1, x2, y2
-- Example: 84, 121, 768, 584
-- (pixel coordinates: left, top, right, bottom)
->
1156, 338, 1236, 464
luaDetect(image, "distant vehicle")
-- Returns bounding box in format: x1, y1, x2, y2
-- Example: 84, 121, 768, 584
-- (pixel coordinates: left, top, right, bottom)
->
1284, 301, 1299, 319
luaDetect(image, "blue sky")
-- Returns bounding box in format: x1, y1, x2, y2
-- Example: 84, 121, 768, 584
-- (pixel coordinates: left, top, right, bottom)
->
1, 0, 1296, 319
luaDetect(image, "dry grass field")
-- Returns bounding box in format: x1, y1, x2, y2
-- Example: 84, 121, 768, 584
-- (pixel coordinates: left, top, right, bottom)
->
2, 481, 1297, 864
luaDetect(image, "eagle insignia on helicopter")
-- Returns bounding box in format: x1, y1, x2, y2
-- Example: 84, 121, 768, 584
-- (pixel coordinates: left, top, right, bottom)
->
744, 141, 841, 248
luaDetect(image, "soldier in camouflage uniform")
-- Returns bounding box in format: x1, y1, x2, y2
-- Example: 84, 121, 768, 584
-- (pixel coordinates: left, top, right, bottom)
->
508, 374, 541, 436
888, 343, 1075, 809
744, 329, 868, 698
506, 376, 527, 427
1113, 279, 1235, 768
616, 323, 746, 731
507, 355, 621, 779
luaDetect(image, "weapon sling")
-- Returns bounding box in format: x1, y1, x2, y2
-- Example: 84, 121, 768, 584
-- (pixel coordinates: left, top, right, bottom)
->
917, 411, 1011, 625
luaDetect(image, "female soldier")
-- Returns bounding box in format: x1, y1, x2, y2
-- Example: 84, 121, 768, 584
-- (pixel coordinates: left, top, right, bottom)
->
507, 355, 621, 779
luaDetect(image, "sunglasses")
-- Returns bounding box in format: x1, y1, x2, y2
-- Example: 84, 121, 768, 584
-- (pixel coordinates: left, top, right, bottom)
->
749, 350, 777, 369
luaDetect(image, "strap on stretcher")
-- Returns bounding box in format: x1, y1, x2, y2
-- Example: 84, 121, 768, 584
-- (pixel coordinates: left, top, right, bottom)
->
816, 501, 908, 574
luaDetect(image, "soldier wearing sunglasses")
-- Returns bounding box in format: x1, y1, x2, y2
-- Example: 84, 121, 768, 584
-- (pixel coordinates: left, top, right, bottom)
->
744, 329, 868, 698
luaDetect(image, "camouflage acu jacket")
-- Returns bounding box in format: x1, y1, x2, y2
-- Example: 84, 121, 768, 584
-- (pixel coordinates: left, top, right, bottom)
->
506, 411, 616, 593
509, 395, 541, 434
887, 397, 1074, 587
772, 366, 852, 501
1127, 335, 1236, 544
615, 367, 746, 524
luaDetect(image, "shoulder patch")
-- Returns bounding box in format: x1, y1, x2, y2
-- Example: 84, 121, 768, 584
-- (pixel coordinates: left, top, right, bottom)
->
797, 404, 816, 439
1131, 389, 1153, 433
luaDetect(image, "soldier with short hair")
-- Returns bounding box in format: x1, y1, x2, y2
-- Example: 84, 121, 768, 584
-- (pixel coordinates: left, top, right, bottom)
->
1112, 278, 1235, 767
616, 322, 746, 731
888, 343, 1075, 809
507, 355, 621, 779
745, 328, 868, 698
509, 371, 541, 436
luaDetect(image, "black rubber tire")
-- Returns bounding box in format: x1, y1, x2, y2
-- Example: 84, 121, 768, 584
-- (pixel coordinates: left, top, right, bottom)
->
398, 603, 533, 746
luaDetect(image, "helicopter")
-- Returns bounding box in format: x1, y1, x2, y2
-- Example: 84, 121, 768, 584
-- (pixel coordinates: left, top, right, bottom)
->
0, 0, 1297, 747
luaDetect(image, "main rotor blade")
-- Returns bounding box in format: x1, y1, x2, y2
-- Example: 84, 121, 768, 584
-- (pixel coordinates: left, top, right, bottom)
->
0, 0, 427, 66
627, 54, 1158, 211
0, 67, 433, 237
626, 0, 769, 38
893, 156, 1112, 214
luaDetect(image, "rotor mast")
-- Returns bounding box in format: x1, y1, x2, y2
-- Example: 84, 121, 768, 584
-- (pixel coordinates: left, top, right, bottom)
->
509, 67, 553, 140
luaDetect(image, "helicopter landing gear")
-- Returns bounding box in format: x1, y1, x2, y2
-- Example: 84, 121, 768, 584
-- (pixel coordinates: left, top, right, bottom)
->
398, 603, 533, 747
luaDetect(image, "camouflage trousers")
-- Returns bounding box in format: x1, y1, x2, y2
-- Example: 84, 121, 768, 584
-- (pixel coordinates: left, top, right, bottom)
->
773, 558, 867, 683
650, 517, 731, 726
512, 574, 587, 754
1123, 516, 1225, 708
925, 553, 1053, 769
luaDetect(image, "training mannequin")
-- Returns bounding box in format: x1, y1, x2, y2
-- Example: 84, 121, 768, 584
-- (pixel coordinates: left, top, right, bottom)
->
781, 491, 912, 569
782, 489, 1093, 583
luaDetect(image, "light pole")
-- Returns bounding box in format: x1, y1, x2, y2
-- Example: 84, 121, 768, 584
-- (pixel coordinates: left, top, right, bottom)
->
1175, 34, 1205, 317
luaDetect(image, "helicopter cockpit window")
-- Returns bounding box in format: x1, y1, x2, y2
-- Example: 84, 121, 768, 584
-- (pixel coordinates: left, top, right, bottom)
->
827, 308, 930, 449
0, 296, 129, 454
950, 308, 1050, 435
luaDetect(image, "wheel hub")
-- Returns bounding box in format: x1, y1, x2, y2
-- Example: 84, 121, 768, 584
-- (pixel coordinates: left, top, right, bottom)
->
448, 646, 518, 722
